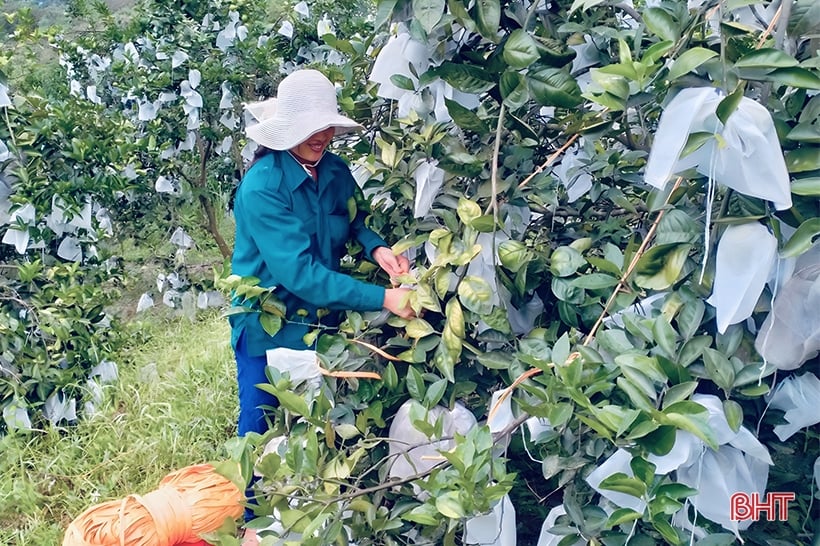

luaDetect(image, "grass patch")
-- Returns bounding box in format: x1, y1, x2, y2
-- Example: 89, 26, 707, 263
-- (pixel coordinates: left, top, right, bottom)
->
0, 311, 236, 545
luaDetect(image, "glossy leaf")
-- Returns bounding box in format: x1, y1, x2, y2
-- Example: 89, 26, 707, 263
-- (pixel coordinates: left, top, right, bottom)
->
457, 275, 494, 314
780, 218, 820, 258
436, 491, 467, 518
431, 62, 496, 93
643, 8, 678, 42
499, 70, 529, 109
786, 147, 820, 173
598, 472, 646, 498
667, 47, 717, 81
527, 68, 582, 108
472, 0, 501, 42
445, 98, 488, 133
634, 244, 691, 290
503, 29, 540, 69
791, 177, 820, 196
765, 67, 820, 89
716, 88, 744, 125
735, 48, 800, 69
413, 0, 445, 33
703, 348, 736, 394
550, 246, 586, 277
406, 366, 425, 401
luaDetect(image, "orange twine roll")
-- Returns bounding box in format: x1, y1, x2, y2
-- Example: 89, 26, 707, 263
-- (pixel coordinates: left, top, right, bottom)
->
63, 463, 244, 546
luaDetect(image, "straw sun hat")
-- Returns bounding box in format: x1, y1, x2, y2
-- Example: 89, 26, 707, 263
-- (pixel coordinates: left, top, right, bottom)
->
244, 69, 362, 151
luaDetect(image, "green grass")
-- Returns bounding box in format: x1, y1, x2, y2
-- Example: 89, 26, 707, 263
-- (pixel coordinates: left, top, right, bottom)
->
0, 311, 237, 546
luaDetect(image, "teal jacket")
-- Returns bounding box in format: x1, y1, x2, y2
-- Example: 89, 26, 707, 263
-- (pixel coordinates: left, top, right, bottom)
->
230, 150, 387, 356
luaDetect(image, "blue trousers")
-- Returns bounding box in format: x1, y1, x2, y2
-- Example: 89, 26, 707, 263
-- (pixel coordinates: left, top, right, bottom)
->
234, 332, 279, 436
233, 332, 279, 521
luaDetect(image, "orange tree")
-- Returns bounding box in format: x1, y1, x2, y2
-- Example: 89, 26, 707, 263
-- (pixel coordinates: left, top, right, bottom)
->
218, 1, 819, 545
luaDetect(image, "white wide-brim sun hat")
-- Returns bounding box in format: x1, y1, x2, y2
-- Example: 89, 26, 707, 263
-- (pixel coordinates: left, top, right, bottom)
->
245, 69, 362, 151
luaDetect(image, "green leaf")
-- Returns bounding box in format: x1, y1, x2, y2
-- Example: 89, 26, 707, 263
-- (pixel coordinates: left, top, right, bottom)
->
655, 483, 699, 499
680, 131, 714, 158
663, 401, 718, 449
498, 240, 531, 273
653, 518, 681, 544
607, 508, 643, 527
765, 67, 820, 89
375, 0, 399, 29
616, 354, 668, 384
436, 491, 467, 518
447, 0, 475, 31
662, 381, 698, 409
406, 366, 425, 401
791, 177, 820, 196
702, 348, 736, 393
264, 386, 310, 416
595, 405, 641, 436
424, 378, 448, 407
598, 472, 646, 498
788, 0, 820, 36
786, 122, 820, 143
431, 62, 496, 93
413, 0, 445, 33
652, 318, 678, 356
472, 0, 501, 42
676, 299, 705, 340
634, 244, 691, 290
679, 335, 712, 367
780, 218, 820, 258
616, 377, 655, 412
457, 275, 494, 314
786, 147, 820, 173
499, 70, 529, 109
433, 344, 457, 382
642, 41, 674, 64
403, 503, 439, 525
716, 88, 744, 125
644, 7, 678, 42
477, 350, 512, 369
668, 48, 717, 81
637, 425, 676, 455
550, 246, 586, 277
406, 318, 436, 338
723, 399, 743, 432
390, 74, 416, 91
259, 313, 282, 336
457, 197, 482, 224
503, 29, 540, 69
570, 273, 619, 290
445, 98, 488, 133
383, 362, 398, 389
735, 48, 800, 69
527, 68, 582, 108
630, 457, 656, 486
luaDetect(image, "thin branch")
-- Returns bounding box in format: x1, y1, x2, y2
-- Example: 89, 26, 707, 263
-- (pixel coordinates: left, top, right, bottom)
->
486, 103, 505, 221
517, 133, 581, 191
583, 176, 684, 345
756, 3, 784, 48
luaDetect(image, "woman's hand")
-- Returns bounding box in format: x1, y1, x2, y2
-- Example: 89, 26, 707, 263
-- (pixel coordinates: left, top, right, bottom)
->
372, 246, 411, 285
383, 288, 415, 319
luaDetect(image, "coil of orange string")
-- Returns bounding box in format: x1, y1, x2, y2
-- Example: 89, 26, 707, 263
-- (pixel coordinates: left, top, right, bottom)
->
62, 463, 244, 546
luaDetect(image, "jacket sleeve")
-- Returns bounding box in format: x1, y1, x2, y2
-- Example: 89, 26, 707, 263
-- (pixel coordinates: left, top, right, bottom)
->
242, 182, 386, 312
346, 178, 388, 259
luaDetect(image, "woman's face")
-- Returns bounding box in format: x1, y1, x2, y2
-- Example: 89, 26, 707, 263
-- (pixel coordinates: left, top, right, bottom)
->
291, 127, 335, 163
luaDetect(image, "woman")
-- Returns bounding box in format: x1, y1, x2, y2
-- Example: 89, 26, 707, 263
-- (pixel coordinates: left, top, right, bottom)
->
230, 69, 413, 543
